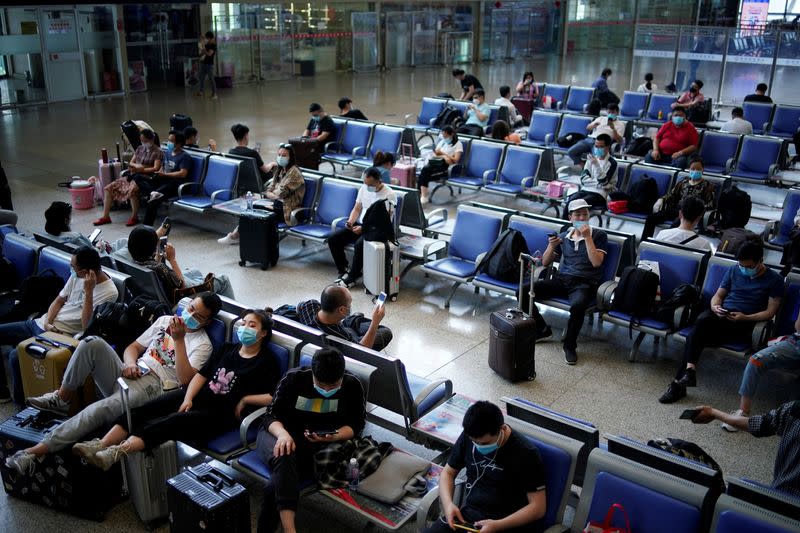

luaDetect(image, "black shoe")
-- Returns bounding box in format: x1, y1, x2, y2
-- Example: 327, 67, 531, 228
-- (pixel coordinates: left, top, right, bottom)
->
0, 386, 11, 404
336, 273, 357, 288
563, 346, 578, 365
658, 381, 687, 404
679, 368, 697, 387
536, 325, 553, 341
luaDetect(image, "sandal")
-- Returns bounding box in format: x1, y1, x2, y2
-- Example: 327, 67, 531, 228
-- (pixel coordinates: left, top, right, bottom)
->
125, 216, 139, 227
93, 216, 112, 226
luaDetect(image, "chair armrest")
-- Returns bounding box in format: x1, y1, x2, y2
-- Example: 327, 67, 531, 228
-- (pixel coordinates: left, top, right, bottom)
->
210, 189, 235, 203
544, 133, 554, 145
474, 252, 487, 268
403, 113, 414, 126
423, 240, 448, 263
725, 157, 735, 174
412, 378, 453, 414
769, 163, 779, 177
289, 207, 313, 226
448, 163, 463, 177
352, 145, 367, 157
638, 108, 644, 118
330, 216, 349, 233
596, 280, 618, 310
428, 117, 437, 127
751, 320, 773, 350
416, 486, 441, 532
763, 121, 770, 132
426, 207, 448, 225
482, 169, 497, 185
239, 406, 268, 448
761, 220, 778, 242
582, 104, 589, 113
178, 182, 201, 197
324, 141, 341, 153
520, 176, 536, 189
556, 100, 563, 110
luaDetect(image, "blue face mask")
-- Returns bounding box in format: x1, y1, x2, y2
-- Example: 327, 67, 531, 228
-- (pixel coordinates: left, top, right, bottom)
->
379, 167, 391, 182
672, 116, 685, 126
314, 384, 340, 398
276, 155, 289, 168
688, 170, 702, 181
573, 220, 588, 230
366, 185, 377, 193
607, 114, 617, 120
592, 147, 605, 158
739, 265, 758, 278
236, 326, 259, 346
181, 308, 201, 330
311, 115, 321, 122
473, 435, 501, 455
166, 141, 175, 152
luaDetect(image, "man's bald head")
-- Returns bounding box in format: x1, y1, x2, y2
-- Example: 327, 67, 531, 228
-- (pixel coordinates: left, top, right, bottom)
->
320, 284, 351, 313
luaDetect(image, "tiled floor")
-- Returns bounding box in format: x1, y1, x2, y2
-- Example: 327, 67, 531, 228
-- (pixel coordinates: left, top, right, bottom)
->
0, 54, 793, 532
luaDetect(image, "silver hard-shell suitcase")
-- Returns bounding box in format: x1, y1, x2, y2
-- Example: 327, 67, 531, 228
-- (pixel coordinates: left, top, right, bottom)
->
362, 240, 400, 301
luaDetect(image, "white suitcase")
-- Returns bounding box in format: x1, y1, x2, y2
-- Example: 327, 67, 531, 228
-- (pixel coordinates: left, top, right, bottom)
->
362, 240, 400, 301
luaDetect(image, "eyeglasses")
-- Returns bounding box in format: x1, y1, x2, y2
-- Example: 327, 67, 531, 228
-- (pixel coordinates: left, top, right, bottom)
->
278, 143, 292, 149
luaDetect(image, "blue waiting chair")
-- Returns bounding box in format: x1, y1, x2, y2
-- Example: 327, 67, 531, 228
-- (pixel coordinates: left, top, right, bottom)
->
743, 102, 775, 134
697, 131, 741, 175
483, 104, 509, 134
174, 155, 239, 213
36, 246, 73, 282
619, 91, 650, 121
540, 84, 570, 110
421, 205, 507, 308
351, 125, 403, 169
773, 271, 800, 338
710, 493, 800, 533
762, 187, 800, 250
605, 163, 676, 225
2, 233, 43, 288
404, 97, 448, 140
766, 104, 800, 139
321, 121, 373, 170
643, 94, 678, 125
522, 111, 562, 148
329, 117, 347, 147
281, 173, 323, 234
446, 140, 504, 192
552, 114, 594, 155
286, 179, 360, 245
561, 86, 595, 114
181, 150, 209, 194
728, 135, 783, 182
484, 145, 542, 197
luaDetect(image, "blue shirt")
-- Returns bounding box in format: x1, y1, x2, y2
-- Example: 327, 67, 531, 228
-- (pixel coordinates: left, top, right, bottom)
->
465, 102, 491, 127
592, 76, 609, 94
720, 265, 783, 314
555, 227, 608, 282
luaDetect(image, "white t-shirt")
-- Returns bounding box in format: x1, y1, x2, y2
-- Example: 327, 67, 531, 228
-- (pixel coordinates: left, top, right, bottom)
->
720, 117, 753, 135
136, 315, 213, 386
589, 116, 626, 140
657, 228, 713, 252
356, 183, 397, 224
494, 97, 521, 124
35, 274, 119, 334
434, 139, 464, 161
636, 83, 658, 93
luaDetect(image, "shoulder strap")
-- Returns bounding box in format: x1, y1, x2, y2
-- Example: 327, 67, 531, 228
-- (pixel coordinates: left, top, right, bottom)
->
679, 234, 699, 245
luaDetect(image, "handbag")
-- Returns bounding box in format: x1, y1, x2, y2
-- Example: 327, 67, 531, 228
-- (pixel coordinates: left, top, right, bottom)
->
583, 503, 631, 533
172, 272, 215, 304
355, 450, 430, 504
607, 200, 628, 214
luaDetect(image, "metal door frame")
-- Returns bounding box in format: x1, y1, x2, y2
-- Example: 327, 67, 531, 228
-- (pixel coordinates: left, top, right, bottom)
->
40, 8, 87, 102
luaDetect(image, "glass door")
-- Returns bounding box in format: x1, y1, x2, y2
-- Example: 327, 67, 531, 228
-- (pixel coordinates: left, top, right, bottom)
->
0, 7, 46, 107
412, 11, 438, 67
489, 8, 511, 60
78, 6, 123, 96
385, 11, 412, 68
41, 9, 85, 102
257, 4, 294, 80
510, 7, 533, 58
214, 12, 258, 84
351, 12, 378, 72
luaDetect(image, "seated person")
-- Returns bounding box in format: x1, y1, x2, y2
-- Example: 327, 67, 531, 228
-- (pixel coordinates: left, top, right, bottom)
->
372, 151, 396, 184
636, 72, 657, 93
692, 401, 800, 497
453, 68, 483, 101
660, 243, 783, 403
338, 97, 368, 121
327, 167, 397, 287
457, 89, 490, 137
75, 308, 279, 471
210, 123, 272, 182
94, 129, 162, 227
672, 79, 705, 110
494, 85, 523, 127
592, 68, 619, 107
140, 130, 194, 226
423, 401, 546, 533
183, 126, 199, 148
744, 82, 773, 103
567, 103, 624, 167
641, 156, 715, 240
418, 126, 463, 204
44, 201, 93, 247
490, 120, 521, 145
779, 206, 800, 275
303, 103, 336, 143
4, 293, 220, 472
297, 285, 392, 351
516, 71, 538, 100
645, 106, 698, 169
526, 200, 608, 365
719, 106, 753, 135
218, 143, 307, 245
720, 312, 800, 431
561, 134, 617, 218
0, 247, 117, 405
654, 196, 713, 252
256, 347, 367, 533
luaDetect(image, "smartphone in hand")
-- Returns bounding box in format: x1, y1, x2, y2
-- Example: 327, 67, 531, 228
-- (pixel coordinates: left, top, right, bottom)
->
679, 408, 701, 420
376, 292, 387, 308
159, 236, 168, 255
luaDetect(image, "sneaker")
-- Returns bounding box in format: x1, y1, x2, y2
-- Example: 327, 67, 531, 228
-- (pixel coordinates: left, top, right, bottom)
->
679, 368, 697, 387
5, 450, 36, 476
658, 381, 687, 404
26, 391, 70, 416
211, 94, 219, 100
217, 233, 239, 245
563, 346, 578, 365
536, 325, 553, 341
420, 195, 429, 205
149, 191, 164, 202
721, 409, 744, 432
93, 216, 112, 226
86, 443, 128, 471
72, 438, 107, 461
336, 273, 357, 288
125, 216, 139, 227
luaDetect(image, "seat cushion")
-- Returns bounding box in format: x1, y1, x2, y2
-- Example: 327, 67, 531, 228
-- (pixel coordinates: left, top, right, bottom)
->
473, 273, 518, 292
521, 139, 547, 148
716, 509, 794, 533
703, 164, 728, 174
607, 311, 671, 331
407, 372, 449, 416
676, 325, 749, 352
484, 183, 523, 195
731, 169, 768, 181
350, 157, 373, 168
770, 234, 791, 247
290, 224, 333, 239
448, 176, 485, 187
202, 424, 259, 455
175, 196, 213, 209
322, 153, 354, 163
238, 450, 272, 479
423, 257, 477, 279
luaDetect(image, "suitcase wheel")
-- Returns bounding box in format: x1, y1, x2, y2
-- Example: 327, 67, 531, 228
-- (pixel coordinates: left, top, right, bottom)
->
239, 260, 246, 267
390, 295, 397, 302
261, 265, 268, 271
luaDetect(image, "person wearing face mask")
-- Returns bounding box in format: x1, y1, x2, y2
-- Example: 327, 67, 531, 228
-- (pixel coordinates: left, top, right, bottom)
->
0, 247, 117, 406
516, 71, 538, 100
218, 144, 306, 245
423, 401, 546, 533
719, 106, 753, 135
296, 284, 392, 351
561, 134, 618, 218
94, 128, 163, 227
43, 201, 92, 247
567, 103, 625, 167
645, 107, 699, 169
72, 308, 279, 472
303, 102, 336, 143
327, 167, 397, 288
641, 156, 715, 240
457, 89, 490, 137
673, 79, 705, 111
660, 243, 783, 404
372, 151, 396, 183
525, 200, 608, 365
256, 347, 366, 533
418, 125, 464, 204
139, 130, 193, 226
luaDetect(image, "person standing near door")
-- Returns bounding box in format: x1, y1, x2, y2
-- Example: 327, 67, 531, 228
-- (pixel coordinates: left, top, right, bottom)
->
197, 31, 218, 100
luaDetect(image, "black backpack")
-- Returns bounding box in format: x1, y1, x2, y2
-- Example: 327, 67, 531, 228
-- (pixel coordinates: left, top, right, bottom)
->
274, 304, 299, 321
715, 186, 752, 230
611, 265, 660, 335
628, 176, 659, 214
556, 132, 587, 148
655, 283, 703, 330
123, 295, 171, 337
169, 113, 192, 132
433, 106, 461, 129
0, 269, 65, 323
361, 199, 396, 244
477, 228, 530, 283
625, 137, 653, 156
82, 301, 131, 350
718, 227, 763, 256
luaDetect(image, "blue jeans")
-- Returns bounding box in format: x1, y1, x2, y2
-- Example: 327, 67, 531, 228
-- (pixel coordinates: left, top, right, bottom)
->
0, 318, 44, 404
644, 152, 689, 170
567, 138, 595, 165
739, 336, 800, 399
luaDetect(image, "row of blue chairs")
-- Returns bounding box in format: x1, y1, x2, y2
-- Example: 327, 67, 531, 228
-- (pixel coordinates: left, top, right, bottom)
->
321, 120, 405, 171
742, 101, 800, 137
402, 96, 511, 143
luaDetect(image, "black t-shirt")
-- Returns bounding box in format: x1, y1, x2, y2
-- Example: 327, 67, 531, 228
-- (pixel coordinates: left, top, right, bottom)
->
262, 367, 366, 443
203, 42, 216, 65
195, 342, 280, 409
743, 93, 773, 104
162, 149, 193, 177
228, 146, 265, 169
447, 430, 545, 520
461, 74, 483, 92
306, 115, 336, 140
341, 109, 368, 121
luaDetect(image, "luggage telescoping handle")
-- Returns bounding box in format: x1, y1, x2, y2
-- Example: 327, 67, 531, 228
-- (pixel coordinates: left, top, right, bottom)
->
117, 376, 132, 433
518, 253, 537, 316
197, 466, 236, 492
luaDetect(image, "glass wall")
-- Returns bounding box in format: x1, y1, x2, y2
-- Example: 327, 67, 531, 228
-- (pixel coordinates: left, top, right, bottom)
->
78, 6, 123, 95
0, 7, 45, 107
565, 0, 637, 53
480, 0, 559, 60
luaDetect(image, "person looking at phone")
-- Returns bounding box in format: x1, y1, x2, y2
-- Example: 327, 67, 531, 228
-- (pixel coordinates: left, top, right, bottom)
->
303, 103, 336, 143
566, 103, 625, 167
457, 89, 490, 137
256, 347, 367, 533
524, 199, 608, 365
140, 130, 194, 226
660, 242, 783, 403
5, 293, 221, 474
561, 134, 617, 218
423, 401, 546, 533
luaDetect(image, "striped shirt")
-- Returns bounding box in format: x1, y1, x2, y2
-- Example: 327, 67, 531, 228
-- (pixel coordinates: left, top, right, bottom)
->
749, 401, 800, 497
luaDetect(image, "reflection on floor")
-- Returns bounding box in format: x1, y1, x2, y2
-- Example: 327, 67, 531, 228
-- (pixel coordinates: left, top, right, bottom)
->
0, 55, 792, 532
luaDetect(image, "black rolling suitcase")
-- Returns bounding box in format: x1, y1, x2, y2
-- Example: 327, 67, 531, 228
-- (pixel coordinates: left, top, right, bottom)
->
238, 213, 279, 270
166, 463, 250, 532
0, 407, 125, 520
121, 120, 142, 149
288, 137, 321, 170
169, 113, 192, 132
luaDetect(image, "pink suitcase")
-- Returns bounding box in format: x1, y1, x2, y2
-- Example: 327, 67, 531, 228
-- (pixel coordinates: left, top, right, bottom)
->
390, 144, 416, 188
98, 159, 122, 188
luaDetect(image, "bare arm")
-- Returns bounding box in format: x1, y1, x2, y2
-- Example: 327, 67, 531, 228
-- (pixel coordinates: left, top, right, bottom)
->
710, 287, 728, 310
478, 491, 547, 530
582, 231, 605, 268
742, 296, 781, 322
123, 341, 146, 368
542, 236, 561, 267
182, 372, 208, 404
359, 305, 385, 349
347, 202, 363, 226
693, 406, 749, 431
437, 465, 459, 523
316, 131, 330, 143
43, 296, 66, 331
141, 159, 162, 175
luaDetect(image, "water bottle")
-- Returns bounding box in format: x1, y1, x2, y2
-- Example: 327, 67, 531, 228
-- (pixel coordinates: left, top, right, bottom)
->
348, 458, 360, 490
657, 109, 663, 120
246, 191, 254, 211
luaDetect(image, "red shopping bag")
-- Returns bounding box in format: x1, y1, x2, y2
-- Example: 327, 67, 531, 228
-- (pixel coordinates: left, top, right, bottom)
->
583, 503, 631, 533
